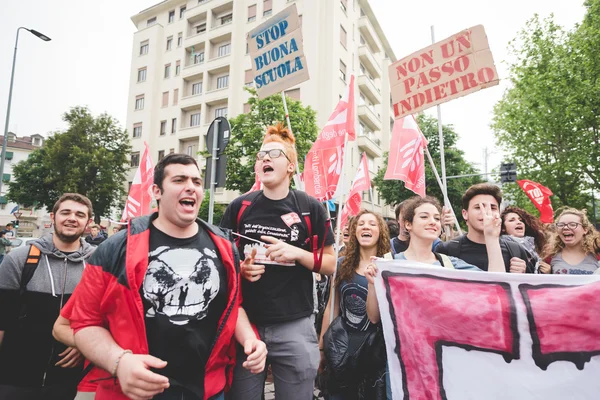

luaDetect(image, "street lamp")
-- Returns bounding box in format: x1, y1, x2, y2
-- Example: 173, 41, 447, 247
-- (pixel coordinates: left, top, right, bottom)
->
0, 27, 51, 196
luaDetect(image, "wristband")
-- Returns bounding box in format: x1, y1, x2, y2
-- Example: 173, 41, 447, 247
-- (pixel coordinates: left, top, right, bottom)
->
111, 350, 133, 376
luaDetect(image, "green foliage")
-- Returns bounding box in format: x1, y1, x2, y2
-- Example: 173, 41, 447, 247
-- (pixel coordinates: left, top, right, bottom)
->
198, 191, 227, 223
224, 87, 319, 193
493, 9, 600, 214
373, 114, 484, 218
7, 106, 131, 223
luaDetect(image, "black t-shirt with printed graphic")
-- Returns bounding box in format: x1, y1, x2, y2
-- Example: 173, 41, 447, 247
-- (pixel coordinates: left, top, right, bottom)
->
142, 223, 227, 399
221, 190, 335, 324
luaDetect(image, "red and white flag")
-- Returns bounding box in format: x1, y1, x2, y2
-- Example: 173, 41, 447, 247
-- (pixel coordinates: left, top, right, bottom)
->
384, 115, 428, 197
339, 153, 371, 229
517, 180, 554, 223
304, 75, 355, 201
122, 142, 154, 221
245, 163, 263, 194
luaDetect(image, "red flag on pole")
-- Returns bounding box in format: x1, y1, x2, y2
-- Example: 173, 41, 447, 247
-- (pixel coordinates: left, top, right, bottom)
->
517, 180, 554, 223
122, 142, 155, 221
339, 153, 371, 229
304, 75, 355, 201
384, 115, 428, 197
245, 163, 263, 194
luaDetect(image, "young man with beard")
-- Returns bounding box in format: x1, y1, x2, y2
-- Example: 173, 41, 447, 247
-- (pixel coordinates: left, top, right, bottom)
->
0, 193, 96, 399
60, 154, 266, 400
436, 183, 533, 272
221, 124, 335, 400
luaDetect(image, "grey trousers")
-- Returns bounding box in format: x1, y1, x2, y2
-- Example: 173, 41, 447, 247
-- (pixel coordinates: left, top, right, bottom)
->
226, 316, 319, 400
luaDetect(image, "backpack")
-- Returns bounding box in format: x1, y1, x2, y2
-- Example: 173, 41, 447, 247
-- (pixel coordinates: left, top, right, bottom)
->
18, 245, 42, 319
433, 252, 454, 269
444, 235, 535, 273
234, 189, 331, 273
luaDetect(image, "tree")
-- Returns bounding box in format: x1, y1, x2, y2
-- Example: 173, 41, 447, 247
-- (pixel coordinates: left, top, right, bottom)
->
7, 106, 131, 223
224, 87, 319, 193
198, 191, 227, 223
373, 114, 484, 218
492, 13, 600, 212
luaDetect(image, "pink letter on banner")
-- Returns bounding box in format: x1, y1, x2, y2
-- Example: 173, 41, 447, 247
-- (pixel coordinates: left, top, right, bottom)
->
519, 283, 600, 371
382, 272, 519, 400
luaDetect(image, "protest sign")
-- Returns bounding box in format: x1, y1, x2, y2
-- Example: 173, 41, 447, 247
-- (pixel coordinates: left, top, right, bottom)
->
247, 4, 309, 98
374, 260, 600, 399
389, 25, 499, 119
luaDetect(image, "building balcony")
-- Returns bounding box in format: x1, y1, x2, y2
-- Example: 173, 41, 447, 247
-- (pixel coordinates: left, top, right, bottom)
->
177, 125, 204, 140
358, 104, 382, 131
185, 30, 207, 48
358, 45, 381, 79
357, 133, 383, 158
358, 74, 381, 105
358, 16, 381, 54
182, 61, 204, 78
180, 93, 203, 111
203, 87, 229, 104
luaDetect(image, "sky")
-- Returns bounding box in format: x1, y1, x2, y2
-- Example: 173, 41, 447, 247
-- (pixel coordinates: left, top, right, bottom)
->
0, 0, 587, 174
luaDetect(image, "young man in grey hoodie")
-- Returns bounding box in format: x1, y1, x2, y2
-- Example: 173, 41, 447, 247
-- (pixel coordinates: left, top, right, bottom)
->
0, 193, 95, 400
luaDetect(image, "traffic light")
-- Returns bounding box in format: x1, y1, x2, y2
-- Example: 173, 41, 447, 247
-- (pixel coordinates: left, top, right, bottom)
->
500, 162, 517, 183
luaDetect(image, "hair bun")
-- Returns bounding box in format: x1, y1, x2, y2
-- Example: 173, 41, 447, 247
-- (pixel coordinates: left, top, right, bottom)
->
265, 122, 296, 146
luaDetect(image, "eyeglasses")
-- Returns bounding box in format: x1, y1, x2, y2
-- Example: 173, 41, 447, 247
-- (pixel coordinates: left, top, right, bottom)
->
256, 149, 290, 161
555, 222, 582, 230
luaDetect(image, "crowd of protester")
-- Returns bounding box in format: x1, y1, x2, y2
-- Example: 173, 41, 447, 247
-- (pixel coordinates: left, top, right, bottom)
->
0, 122, 598, 400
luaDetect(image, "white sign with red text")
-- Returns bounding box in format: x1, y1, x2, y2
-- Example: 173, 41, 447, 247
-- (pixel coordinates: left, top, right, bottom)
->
374, 260, 600, 400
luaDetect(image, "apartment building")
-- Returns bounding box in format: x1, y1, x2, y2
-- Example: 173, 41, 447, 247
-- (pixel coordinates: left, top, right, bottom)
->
127, 0, 396, 216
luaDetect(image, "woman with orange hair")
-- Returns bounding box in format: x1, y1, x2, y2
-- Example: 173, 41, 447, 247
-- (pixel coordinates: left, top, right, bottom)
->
221, 123, 336, 400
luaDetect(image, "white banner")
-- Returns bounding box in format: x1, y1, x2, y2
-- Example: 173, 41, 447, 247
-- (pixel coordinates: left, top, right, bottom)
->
374, 260, 600, 400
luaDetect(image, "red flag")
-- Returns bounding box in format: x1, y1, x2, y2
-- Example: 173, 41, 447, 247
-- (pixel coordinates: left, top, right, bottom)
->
122, 142, 154, 221
384, 115, 428, 197
517, 180, 554, 223
339, 153, 371, 229
304, 75, 355, 201
245, 163, 263, 194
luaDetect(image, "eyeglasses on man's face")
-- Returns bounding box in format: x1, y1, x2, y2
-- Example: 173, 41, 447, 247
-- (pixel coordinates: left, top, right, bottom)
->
256, 149, 290, 161
555, 222, 582, 230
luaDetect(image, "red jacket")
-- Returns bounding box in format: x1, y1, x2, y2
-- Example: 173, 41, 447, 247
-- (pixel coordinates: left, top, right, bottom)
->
62, 214, 241, 400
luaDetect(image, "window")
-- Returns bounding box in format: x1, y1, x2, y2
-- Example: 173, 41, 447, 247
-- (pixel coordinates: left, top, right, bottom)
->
173, 89, 179, 105
168, 10, 175, 23
166, 36, 173, 51
263, 0, 272, 17
162, 91, 169, 107
248, 5, 257, 22
171, 118, 177, 134
245, 69, 254, 86
131, 152, 140, 167
170, 148, 175, 154
164, 63, 171, 78
340, 0, 347, 12
216, 75, 229, 89
340, 25, 347, 48
221, 14, 233, 25
194, 52, 205, 64
133, 123, 142, 138
187, 145, 194, 156
218, 43, 231, 57
196, 23, 206, 34
215, 107, 228, 118
190, 112, 201, 127
177, 32, 183, 47
339, 60, 346, 81
360, 63, 366, 75
140, 40, 149, 55
158, 150, 165, 160
175, 60, 181, 76
147, 17, 156, 26
137, 67, 147, 82
180, 6, 186, 18
135, 95, 144, 110
192, 82, 203, 95
160, 121, 167, 136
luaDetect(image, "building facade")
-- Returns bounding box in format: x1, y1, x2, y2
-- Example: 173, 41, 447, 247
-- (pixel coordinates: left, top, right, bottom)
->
127, 0, 397, 216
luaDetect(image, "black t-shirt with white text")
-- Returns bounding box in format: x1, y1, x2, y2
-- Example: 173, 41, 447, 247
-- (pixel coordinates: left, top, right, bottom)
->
142, 223, 227, 399
221, 191, 334, 324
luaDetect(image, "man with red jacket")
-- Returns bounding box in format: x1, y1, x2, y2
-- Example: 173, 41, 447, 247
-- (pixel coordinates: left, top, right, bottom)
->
61, 154, 266, 400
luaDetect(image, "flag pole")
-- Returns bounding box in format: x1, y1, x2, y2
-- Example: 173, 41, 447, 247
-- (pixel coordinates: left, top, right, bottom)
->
330, 134, 350, 323
369, 187, 375, 212
430, 26, 451, 238
425, 147, 462, 235
281, 91, 303, 190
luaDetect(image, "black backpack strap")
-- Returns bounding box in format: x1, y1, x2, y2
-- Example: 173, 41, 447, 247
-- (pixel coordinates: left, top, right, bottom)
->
504, 239, 535, 274
291, 190, 330, 273
234, 190, 263, 247
443, 236, 463, 258
19, 244, 42, 319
